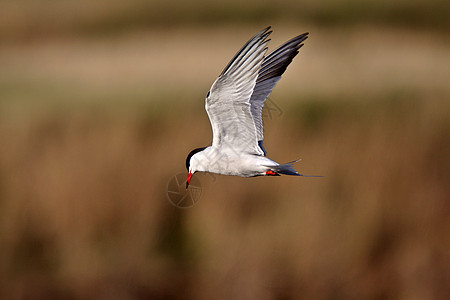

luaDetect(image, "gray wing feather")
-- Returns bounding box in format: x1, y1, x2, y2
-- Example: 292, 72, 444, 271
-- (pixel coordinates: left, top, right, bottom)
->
250, 32, 309, 142
206, 27, 272, 155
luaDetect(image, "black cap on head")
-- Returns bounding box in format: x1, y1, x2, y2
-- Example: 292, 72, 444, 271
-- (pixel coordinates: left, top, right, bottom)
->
185, 147, 207, 171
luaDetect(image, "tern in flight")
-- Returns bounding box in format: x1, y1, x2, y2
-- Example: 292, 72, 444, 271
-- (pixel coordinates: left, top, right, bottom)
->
186, 27, 319, 188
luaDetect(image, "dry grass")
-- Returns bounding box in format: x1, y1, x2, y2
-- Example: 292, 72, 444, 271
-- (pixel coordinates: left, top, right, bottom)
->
0, 25, 449, 299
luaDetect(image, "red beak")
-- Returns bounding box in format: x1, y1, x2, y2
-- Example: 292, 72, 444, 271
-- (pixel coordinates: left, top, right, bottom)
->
186, 171, 193, 189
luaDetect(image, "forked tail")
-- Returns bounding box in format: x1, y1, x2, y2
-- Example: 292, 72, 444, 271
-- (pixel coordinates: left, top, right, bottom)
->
270, 159, 323, 177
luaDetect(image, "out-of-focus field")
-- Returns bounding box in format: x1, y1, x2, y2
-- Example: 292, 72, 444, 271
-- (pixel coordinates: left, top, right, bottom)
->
1, 1, 449, 299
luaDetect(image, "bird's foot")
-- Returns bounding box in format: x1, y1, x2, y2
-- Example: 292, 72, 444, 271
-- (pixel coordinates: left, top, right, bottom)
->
265, 170, 279, 176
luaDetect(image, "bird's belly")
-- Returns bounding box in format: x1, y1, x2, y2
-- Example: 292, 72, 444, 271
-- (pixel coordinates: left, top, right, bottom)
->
205, 153, 277, 177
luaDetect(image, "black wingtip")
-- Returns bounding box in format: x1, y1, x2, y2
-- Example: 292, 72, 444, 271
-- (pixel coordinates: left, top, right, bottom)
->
259, 27, 272, 38
258, 26, 272, 36
220, 26, 273, 76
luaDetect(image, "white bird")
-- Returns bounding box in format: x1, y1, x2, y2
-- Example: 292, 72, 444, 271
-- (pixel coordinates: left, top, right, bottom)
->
186, 26, 318, 188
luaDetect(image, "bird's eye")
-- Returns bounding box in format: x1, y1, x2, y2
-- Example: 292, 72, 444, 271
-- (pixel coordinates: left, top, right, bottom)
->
206, 91, 210, 98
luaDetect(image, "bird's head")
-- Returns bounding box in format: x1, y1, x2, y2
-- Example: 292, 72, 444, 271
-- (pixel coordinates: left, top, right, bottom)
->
185, 147, 207, 188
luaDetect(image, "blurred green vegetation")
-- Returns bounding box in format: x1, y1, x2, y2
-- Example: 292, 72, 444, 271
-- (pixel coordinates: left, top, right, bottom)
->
0, 0, 448, 41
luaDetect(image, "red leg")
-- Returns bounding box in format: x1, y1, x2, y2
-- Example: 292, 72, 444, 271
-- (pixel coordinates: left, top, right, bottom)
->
266, 170, 278, 176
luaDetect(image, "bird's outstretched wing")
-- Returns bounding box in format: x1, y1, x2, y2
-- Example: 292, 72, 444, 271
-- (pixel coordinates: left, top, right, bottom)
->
250, 32, 309, 155
206, 27, 272, 156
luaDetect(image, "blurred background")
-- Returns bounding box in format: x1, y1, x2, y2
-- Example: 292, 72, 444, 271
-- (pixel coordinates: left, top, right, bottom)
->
0, 0, 449, 299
